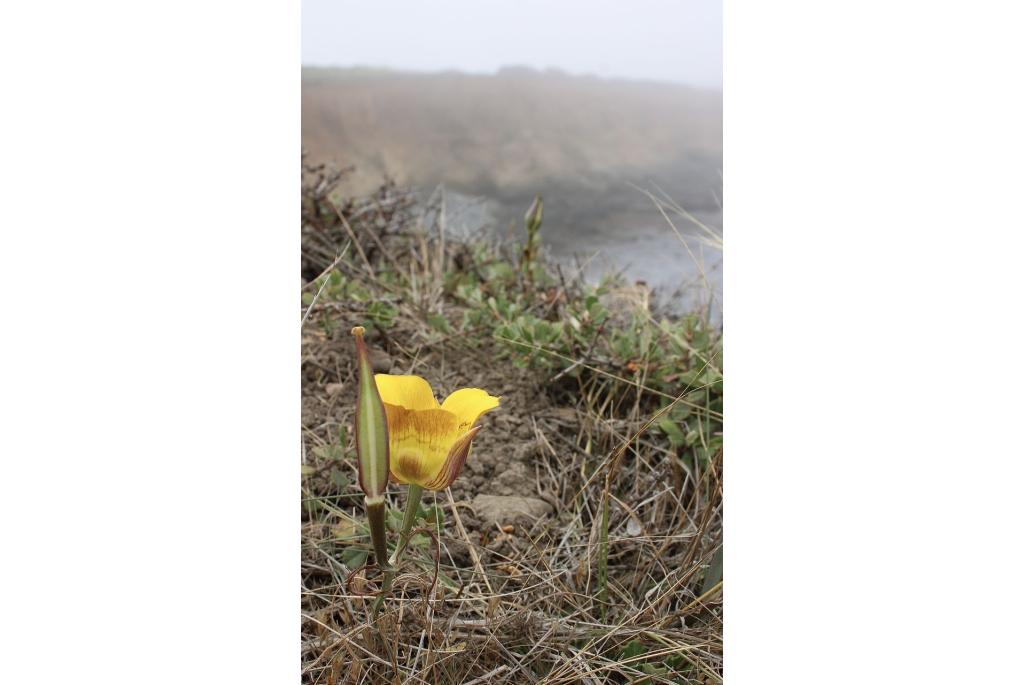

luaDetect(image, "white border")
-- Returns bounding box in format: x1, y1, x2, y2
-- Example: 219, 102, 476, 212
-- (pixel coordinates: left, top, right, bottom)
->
1, 1, 299, 682
727, 2, 1024, 683
3, 1, 1024, 682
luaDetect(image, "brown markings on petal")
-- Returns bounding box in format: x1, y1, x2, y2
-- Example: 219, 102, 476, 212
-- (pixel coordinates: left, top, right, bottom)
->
396, 451, 427, 483
425, 425, 482, 490
384, 404, 460, 448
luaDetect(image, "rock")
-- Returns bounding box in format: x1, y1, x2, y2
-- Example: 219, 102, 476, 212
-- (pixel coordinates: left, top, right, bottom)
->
471, 495, 553, 526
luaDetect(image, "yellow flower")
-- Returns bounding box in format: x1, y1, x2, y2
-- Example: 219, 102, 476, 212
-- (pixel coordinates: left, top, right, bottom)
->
374, 374, 500, 490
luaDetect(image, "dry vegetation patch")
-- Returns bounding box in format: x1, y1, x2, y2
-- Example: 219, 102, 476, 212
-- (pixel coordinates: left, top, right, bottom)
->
301, 160, 723, 684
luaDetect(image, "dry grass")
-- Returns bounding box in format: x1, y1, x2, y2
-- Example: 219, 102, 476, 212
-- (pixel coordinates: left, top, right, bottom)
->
301, 160, 722, 684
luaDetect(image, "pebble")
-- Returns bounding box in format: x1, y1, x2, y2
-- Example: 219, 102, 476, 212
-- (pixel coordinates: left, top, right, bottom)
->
471, 495, 553, 526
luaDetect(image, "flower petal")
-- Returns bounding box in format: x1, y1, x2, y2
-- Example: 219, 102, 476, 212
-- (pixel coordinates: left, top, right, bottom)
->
424, 426, 482, 490
374, 374, 439, 411
383, 404, 461, 488
440, 388, 501, 433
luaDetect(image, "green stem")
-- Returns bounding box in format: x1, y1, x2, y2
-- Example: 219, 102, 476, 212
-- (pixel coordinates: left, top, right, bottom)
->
371, 575, 392, 618
388, 484, 423, 566
372, 485, 423, 617
365, 498, 390, 571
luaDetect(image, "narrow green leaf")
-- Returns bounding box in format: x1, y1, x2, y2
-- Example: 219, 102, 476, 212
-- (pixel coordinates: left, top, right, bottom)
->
702, 545, 723, 594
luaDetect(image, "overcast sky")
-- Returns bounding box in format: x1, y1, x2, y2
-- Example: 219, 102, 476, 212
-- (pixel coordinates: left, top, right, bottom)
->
302, 0, 722, 89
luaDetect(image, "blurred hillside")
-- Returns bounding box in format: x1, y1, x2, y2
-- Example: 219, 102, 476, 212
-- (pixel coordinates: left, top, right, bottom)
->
303, 66, 720, 199
302, 66, 722, 299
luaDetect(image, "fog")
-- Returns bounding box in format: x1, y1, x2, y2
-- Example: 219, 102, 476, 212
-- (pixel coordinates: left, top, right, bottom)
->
302, 0, 722, 89
302, 1, 722, 310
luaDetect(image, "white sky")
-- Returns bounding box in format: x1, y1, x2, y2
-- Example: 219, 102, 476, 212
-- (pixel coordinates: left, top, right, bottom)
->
302, 0, 722, 89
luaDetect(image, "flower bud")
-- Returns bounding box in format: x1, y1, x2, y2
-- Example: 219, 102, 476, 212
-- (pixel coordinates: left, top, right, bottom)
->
525, 195, 543, 234
351, 326, 390, 500
352, 326, 391, 569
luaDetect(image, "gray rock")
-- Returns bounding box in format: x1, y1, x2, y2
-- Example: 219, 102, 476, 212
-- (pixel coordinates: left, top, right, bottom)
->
471, 495, 553, 526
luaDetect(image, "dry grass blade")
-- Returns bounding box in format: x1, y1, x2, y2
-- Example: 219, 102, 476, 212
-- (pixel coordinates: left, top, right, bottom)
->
301, 243, 351, 328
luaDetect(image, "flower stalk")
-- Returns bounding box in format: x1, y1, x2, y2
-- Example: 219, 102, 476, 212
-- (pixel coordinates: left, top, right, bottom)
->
521, 194, 543, 283
365, 498, 389, 571
388, 483, 423, 566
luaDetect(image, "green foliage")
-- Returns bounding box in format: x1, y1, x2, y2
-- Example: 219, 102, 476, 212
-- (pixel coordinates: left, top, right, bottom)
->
304, 188, 722, 478
386, 501, 445, 549
657, 415, 687, 448
312, 443, 344, 461
366, 300, 397, 330
473, 264, 723, 466
329, 467, 350, 490
615, 640, 691, 683
620, 640, 647, 661
417, 503, 445, 532
340, 547, 368, 569
429, 216, 724, 468
426, 312, 452, 335
386, 507, 405, 531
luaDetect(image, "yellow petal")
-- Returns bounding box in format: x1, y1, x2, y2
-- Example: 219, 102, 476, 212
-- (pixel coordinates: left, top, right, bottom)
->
424, 426, 481, 490
383, 404, 461, 488
374, 374, 439, 411
440, 388, 501, 433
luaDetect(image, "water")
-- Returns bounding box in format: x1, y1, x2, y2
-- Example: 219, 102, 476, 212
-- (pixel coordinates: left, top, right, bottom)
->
437, 188, 722, 317
301, 67, 723, 315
